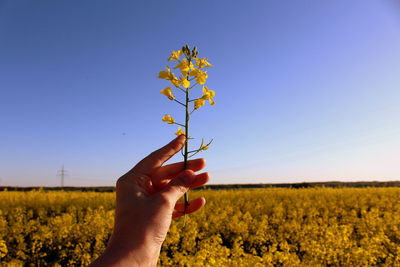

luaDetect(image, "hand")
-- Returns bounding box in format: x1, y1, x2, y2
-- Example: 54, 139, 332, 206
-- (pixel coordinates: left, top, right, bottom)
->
90, 135, 209, 267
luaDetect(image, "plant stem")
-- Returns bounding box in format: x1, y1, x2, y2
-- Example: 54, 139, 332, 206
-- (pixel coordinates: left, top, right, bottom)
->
183, 57, 191, 216
174, 122, 185, 127
174, 99, 185, 107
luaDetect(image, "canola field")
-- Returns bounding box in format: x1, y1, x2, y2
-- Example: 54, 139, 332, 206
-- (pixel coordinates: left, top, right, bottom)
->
1, 188, 400, 266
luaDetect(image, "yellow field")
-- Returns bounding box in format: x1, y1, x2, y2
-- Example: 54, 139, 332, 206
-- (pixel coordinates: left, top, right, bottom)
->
1, 188, 400, 266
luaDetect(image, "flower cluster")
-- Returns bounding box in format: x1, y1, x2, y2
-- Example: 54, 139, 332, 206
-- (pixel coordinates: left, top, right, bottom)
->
159, 48, 215, 112
158, 45, 214, 148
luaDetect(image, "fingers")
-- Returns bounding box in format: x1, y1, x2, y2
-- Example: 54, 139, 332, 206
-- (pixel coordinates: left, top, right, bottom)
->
132, 135, 186, 175
152, 158, 206, 185
158, 169, 195, 203
172, 197, 206, 218
154, 171, 209, 192
189, 172, 209, 190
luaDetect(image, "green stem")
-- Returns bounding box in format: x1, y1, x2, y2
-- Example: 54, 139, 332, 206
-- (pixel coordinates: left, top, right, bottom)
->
188, 82, 198, 90
189, 97, 201, 102
174, 99, 185, 107
174, 122, 185, 127
183, 57, 191, 216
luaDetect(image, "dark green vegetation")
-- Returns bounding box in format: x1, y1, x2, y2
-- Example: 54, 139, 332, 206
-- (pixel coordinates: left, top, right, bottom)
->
2, 180, 400, 192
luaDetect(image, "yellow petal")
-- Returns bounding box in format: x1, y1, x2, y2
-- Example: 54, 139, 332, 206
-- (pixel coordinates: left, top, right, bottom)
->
170, 78, 181, 88
160, 87, 175, 100
175, 59, 195, 76
174, 59, 188, 70
162, 114, 175, 124
158, 70, 169, 79
196, 58, 213, 68
209, 90, 216, 98
158, 67, 175, 80
175, 127, 185, 136
194, 98, 205, 109
181, 78, 190, 88
167, 50, 183, 61
202, 93, 210, 100
189, 69, 199, 77
189, 69, 207, 84
197, 71, 208, 84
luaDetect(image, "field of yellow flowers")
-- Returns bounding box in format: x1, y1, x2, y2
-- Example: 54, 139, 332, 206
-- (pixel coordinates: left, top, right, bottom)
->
2, 187, 400, 266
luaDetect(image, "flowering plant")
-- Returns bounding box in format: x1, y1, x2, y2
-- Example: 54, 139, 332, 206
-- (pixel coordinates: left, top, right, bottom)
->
158, 45, 215, 215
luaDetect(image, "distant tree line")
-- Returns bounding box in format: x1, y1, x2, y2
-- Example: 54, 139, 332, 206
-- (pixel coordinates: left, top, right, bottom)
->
2, 180, 400, 192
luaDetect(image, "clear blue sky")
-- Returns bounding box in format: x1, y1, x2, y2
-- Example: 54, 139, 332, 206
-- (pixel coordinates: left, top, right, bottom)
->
1, 0, 400, 186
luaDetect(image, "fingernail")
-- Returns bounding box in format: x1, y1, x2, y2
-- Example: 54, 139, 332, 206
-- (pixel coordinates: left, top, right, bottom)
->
176, 134, 186, 142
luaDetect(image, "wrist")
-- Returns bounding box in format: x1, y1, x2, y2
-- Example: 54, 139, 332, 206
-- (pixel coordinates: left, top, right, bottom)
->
92, 246, 159, 267
96, 237, 160, 267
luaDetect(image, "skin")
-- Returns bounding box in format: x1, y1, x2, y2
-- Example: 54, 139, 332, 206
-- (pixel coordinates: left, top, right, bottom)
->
90, 135, 209, 267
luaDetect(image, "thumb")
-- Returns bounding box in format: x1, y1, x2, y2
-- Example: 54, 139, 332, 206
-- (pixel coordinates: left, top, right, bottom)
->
159, 170, 196, 204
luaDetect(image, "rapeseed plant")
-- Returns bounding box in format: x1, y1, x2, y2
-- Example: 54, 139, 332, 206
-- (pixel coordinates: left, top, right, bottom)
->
158, 45, 215, 216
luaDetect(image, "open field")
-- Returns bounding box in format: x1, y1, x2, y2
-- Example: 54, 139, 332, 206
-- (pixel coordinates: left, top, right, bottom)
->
2, 188, 400, 266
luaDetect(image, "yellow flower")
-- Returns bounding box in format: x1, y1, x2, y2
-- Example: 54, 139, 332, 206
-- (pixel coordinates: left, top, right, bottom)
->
170, 78, 181, 88
158, 67, 181, 88
194, 98, 205, 109
162, 114, 175, 124
167, 50, 183, 61
196, 58, 213, 68
175, 127, 185, 136
180, 77, 190, 88
160, 87, 175, 100
189, 68, 208, 84
174, 59, 194, 76
201, 86, 216, 105
158, 66, 176, 80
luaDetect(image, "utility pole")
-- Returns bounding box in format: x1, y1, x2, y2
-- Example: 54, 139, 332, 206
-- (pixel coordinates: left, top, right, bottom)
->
57, 166, 68, 187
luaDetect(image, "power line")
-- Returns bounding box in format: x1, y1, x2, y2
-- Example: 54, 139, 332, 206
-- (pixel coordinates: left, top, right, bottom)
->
57, 166, 68, 187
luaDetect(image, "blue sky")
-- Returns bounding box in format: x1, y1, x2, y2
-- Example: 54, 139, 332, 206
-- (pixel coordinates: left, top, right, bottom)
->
1, 0, 400, 186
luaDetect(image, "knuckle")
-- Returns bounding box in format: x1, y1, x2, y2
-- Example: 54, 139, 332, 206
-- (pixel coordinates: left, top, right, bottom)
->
116, 177, 131, 192
116, 176, 126, 188
147, 151, 163, 165
156, 193, 173, 207
169, 142, 182, 153
172, 184, 188, 195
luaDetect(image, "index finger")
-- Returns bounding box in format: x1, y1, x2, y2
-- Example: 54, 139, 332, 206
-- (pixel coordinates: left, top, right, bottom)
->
152, 158, 205, 182
131, 135, 186, 175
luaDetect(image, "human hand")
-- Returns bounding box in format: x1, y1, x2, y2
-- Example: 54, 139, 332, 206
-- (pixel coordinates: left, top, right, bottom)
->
91, 135, 209, 267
